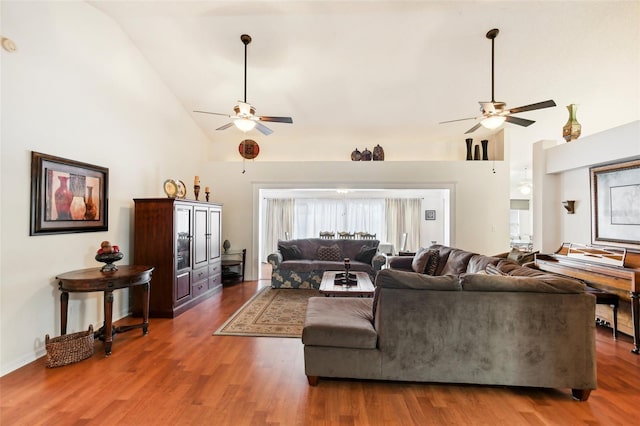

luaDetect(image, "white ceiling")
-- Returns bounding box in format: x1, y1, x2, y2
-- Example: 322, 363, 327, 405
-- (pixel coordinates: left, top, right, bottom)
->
90, 0, 639, 182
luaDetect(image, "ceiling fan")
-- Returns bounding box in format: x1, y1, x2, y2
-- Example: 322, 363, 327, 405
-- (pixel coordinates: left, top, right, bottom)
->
440, 28, 556, 134
194, 34, 293, 136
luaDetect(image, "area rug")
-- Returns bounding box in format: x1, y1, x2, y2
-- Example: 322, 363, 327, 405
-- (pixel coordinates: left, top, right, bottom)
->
213, 287, 320, 338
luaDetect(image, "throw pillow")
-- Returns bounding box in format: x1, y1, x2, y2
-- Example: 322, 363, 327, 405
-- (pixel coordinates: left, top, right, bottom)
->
424, 250, 439, 276
279, 244, 302, 261
507, 248, 538, 265
485, 264, 507, 276
411, 248, 439, 275
316, 245, 342, 261
355, 245, 377, 264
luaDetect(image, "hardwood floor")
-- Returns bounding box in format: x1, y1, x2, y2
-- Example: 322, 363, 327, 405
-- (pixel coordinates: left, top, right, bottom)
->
1, 280, 639, 425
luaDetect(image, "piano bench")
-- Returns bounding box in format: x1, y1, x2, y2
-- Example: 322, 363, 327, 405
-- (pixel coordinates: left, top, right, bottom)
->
586, 286, 619, 338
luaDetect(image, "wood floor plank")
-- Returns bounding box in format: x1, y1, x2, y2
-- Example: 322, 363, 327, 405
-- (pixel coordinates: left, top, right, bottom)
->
1, 280, 639, 425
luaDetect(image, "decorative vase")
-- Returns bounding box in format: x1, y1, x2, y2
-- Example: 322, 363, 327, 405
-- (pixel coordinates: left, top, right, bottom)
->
562, 104, 582, 142
474, 145, 481, 160
84, 186, 97, 220
481, 140, 489, 160
95, 251, 124, 272
223, 239, 231, 253
361, 148, 372, 161
351, 148, 361, 161
54, 176, 72, 220
372, 144, 385, 161
465, 138, 473, 161
70, 196, 86, 220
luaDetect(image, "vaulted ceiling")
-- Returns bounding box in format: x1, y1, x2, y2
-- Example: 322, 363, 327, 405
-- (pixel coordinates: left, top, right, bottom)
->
91, 1, 639, 181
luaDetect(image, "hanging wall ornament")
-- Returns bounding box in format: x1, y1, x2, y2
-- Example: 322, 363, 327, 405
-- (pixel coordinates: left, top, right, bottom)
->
239, 139, 259, 174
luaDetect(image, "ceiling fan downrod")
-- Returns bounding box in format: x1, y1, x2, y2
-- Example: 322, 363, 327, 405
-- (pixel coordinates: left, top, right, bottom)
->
241, 34, 252, 103
486, 28, 499, 103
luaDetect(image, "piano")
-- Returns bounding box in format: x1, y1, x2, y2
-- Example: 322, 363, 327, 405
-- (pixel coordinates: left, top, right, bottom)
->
535, 243, 640, 354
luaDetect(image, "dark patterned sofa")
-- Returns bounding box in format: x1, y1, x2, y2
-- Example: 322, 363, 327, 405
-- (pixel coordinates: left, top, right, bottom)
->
267, 238, 386, 289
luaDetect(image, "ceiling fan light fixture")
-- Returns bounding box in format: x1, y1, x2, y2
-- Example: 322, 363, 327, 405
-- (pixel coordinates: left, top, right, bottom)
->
234, 118, 256, 132
481, 115, 506, 129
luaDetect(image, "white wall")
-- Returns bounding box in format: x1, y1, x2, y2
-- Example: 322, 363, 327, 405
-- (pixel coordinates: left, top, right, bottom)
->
533, 121, 640, 252
0, 2, 209, 375
203, 159, 511, 281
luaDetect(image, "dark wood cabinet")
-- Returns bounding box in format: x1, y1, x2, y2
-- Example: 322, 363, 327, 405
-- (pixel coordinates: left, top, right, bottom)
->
131, 198, 223, 318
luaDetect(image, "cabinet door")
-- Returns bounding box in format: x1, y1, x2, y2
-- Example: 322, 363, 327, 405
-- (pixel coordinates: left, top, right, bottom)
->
209, 207, 221, 262
193, 206, 209, 269
175, 204, 192, 271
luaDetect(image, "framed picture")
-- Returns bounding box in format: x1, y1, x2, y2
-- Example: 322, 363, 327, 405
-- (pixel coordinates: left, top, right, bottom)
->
425, 210, 436, 221
30, 151, 109, 235
590, 159, 640, 251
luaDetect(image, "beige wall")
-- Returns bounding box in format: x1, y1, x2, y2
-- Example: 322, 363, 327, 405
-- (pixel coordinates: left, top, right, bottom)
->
202, 159, 511, 281
0, 1, 513, 375
0, 2, 209, 375
533, 121, 640, 253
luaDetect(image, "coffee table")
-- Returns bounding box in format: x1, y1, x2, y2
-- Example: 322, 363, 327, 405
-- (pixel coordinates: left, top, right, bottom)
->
319, 271, 375, 297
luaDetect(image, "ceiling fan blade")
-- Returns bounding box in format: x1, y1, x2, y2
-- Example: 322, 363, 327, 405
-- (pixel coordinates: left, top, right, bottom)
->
194, 110, 230, 117
508, 100, 556, 114
255, 122, 274, 136
439, 117, 477, 124
216, 122, 234, 131
505, 115, 535, 127
464, 123, 483, 134
259, 116, 293, 124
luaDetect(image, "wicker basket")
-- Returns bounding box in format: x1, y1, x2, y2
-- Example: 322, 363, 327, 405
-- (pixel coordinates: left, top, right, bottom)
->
45, 325, 95, 368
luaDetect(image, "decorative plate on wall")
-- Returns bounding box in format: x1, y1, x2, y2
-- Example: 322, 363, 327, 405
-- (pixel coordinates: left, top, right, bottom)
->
239, 139, 260, 159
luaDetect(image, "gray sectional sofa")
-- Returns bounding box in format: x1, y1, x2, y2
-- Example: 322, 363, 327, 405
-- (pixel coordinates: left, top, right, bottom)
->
302, 245, 597, 400
267, 238, 386, 289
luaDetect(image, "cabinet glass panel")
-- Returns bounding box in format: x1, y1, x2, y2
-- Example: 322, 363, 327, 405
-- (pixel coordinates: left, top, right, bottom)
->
209, 208, 221, 261
193, 207, 209, 268
175, 206, 191, 271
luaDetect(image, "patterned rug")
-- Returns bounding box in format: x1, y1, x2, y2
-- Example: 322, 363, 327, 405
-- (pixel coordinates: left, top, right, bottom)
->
213, 287, 320, 338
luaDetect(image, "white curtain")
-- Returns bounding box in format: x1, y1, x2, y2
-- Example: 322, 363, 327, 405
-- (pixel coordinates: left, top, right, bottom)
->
263, 198, 294, 261
385, 198, 421, 252
293, 198, 385, 239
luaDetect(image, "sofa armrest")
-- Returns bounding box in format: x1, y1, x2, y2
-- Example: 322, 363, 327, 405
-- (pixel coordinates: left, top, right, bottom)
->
372, 254, 386, 271
267, 252, 283, 268
387, 255, 414, 271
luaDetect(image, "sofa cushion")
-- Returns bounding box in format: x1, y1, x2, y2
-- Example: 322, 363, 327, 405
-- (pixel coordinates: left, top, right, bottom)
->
278, 244, 302, 261
496, 259, 521, 274
355, 245, 377, 264
316, 244, 342, 261
303, 297, 377, 349
440, 248, 477, 275
508, 265, 547, 277
376, 269, 461, 291
460, 273, 586, 293
411, 248, 439, 275
466, 254, 502, 273
279, 259, 373, 273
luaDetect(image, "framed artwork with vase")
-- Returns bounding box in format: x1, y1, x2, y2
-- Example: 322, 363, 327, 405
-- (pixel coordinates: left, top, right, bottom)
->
30, 151, 109, 235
